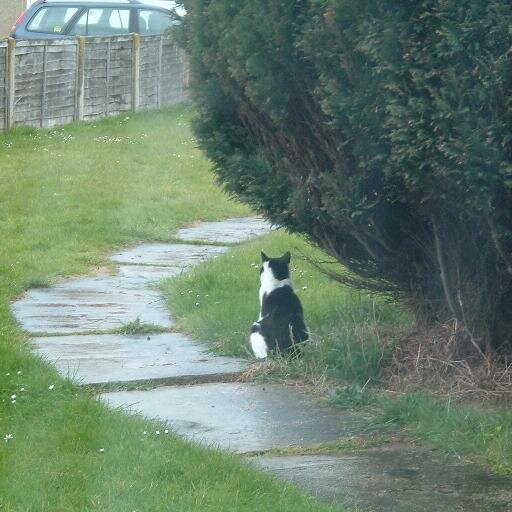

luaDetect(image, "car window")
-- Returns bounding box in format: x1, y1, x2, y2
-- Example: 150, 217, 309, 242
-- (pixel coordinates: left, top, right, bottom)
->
27, 7, 79, 34
68, 8, 130, 36
138, 9, 173, 35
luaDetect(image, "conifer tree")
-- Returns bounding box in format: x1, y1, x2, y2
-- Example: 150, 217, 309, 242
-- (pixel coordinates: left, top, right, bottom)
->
179, 0, 512, 355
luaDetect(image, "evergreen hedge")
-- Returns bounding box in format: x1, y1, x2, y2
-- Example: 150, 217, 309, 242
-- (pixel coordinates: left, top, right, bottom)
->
179, 0, 512, 354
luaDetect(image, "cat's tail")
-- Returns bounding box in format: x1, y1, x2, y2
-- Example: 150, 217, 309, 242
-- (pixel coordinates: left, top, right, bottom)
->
250, 322, 268, 359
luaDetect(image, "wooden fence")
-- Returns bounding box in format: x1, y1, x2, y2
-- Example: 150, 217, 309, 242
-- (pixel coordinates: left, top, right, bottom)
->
0, 34, 187, 131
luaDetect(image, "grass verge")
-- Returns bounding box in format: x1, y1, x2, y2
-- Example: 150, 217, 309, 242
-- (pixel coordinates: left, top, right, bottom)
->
378, 392, 512, 476
0, 106, 341, 512
161, 230, 512, 477
329, 384, 512, 476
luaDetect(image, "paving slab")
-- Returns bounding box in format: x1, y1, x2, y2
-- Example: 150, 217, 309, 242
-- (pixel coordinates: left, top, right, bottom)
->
33, 332, 248, 385
12, 274, 172, 334
115, 264, 185, 285
100, 383, 368, 453
254, 452, 512, 512
110, 243, 228, 267
176, 217, 274, 244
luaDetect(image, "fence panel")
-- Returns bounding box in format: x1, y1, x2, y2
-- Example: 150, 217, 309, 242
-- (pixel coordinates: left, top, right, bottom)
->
83, 36, 133, 120
160, 39, 186, 106
139, 36, 162, 110
13, 40, 78, 128
0, 34, 187, 131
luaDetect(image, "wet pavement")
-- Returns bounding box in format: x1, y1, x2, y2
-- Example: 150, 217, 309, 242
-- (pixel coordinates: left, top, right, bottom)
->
34, 332, 248, 385
254, 452, 512, 512
176, 217, 274, 244
110, 243, 228, 267
101, 383, 367, 453
12, 274, 173, 334
12, 216, 512, 512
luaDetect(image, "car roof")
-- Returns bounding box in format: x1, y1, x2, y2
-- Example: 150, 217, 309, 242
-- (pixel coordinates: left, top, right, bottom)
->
33, 0, 177, 6
31, 0, 185, 14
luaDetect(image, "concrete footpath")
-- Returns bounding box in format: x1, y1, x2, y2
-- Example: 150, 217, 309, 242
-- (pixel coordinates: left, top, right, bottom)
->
13, 217, 512, 512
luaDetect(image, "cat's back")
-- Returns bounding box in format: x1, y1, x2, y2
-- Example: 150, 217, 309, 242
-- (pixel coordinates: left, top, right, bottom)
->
261, 284, 304, 316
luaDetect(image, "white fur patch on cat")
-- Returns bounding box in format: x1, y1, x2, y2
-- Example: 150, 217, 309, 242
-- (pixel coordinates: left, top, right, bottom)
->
259, 261, 293, 309
250, 331, 268, 359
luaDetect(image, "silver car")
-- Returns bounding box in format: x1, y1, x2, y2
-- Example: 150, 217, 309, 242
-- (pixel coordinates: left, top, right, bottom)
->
10, 0, 182, 39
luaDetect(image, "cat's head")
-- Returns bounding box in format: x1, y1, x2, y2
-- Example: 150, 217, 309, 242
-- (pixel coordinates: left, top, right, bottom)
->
260, 251, 291, 281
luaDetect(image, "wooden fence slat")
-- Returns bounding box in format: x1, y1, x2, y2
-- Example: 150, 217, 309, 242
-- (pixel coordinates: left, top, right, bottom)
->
105, 39, 111, 116
157, 36, 163, 108
132, 33, 140, 111
41, 45, 48, 127
75, 37, 85, 121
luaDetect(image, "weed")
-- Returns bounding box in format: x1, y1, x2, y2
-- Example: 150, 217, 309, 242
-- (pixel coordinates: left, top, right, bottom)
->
248, 434, 391, 458
330, 384, 377, 409
23, 277, 53, 289
117, 317, 164, 335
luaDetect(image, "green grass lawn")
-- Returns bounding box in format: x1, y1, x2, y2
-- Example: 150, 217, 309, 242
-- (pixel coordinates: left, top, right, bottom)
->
0, 106, 342, 512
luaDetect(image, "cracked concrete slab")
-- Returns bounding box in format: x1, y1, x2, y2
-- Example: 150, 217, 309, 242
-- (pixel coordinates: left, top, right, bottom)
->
100, 383, 367, 453
33, 332, 248, 385
110, 243, 228, 267
254, 452, 512, 512
176, 217, 274, 244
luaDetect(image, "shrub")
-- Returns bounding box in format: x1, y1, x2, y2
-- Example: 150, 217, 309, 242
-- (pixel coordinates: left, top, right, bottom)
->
179, 0, 512, 354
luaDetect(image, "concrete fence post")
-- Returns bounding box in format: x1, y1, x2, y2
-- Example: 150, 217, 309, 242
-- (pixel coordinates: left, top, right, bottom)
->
75, 36, 85, 121
132, 33, 140, 111
6, 37, 16, 131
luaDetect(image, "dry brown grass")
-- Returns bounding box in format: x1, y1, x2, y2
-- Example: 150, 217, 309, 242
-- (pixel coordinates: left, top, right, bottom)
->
383, 321, 512, 403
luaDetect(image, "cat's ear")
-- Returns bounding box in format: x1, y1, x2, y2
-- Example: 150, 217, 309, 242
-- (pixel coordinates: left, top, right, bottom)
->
261, 251, 269, 262
283, 251, 291, 264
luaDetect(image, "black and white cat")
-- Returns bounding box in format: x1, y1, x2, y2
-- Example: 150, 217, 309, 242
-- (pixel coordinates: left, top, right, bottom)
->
250, 251, 309, 359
